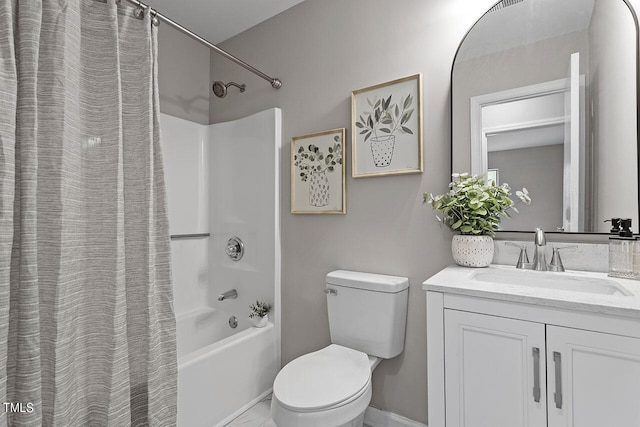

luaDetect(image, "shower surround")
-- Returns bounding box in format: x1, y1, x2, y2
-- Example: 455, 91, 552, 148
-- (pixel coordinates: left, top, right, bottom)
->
160, 109, 281, 427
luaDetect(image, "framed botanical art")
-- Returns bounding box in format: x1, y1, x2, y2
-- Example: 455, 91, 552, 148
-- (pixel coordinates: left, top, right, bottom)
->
291, 128, 346, 214
351, 73, 423, 178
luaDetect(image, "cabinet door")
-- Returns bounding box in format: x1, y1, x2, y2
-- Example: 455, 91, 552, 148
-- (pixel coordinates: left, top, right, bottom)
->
546, 325, 640, 427
444, 310, 546, 427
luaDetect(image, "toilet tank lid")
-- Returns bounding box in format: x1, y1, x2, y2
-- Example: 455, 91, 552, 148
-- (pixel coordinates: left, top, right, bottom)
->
326, 270, 409, 293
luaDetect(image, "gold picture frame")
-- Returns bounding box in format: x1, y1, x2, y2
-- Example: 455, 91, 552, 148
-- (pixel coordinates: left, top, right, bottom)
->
351, 73, 423, 178
291, 128, 346, 214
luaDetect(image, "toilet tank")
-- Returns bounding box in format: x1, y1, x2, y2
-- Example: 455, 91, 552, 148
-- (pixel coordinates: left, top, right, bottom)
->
326, 270, 409, 359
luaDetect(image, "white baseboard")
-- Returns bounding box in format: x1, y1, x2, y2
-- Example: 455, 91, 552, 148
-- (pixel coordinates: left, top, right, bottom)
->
215, 388, 272, 427
364, 406, 428, 427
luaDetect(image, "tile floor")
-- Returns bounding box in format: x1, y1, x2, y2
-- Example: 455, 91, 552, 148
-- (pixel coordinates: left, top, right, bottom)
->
225, 395, 373, 427
225, 395, 275, 427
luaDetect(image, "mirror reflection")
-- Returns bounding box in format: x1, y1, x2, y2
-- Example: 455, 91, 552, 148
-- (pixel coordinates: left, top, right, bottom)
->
452, 0, 638, 233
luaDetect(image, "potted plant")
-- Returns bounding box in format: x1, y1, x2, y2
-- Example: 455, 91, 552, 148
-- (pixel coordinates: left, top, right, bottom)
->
294, 137, 342, 207
424, 173, 531, 267
249, 300, 273, 328
355, 93, 414, 167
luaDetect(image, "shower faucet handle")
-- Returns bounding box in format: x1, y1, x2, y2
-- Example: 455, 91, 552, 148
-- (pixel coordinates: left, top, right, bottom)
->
226, 237, 244, 261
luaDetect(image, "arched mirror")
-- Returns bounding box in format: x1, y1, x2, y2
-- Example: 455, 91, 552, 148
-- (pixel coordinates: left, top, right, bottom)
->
452, 0, 639, 233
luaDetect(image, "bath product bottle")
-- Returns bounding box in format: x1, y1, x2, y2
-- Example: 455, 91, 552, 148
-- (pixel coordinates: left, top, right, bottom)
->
609, 218, 626, 277
609, 236, 624, 277
610, 218, 636, 278
633, 239, 640, 280
619, 238, 635, 279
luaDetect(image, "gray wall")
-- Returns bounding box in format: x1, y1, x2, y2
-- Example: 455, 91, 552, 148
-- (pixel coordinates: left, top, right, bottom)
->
157, 24, 211, 125
209, 0, 497, 423
489, 145, 564, 231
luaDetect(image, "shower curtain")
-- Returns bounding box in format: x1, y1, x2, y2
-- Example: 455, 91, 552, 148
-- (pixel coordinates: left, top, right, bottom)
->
0, 1, 176, 425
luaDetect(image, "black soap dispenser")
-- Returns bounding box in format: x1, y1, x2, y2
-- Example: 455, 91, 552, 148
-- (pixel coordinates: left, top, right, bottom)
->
620, 218, 634, 237
605, 217, 622, 234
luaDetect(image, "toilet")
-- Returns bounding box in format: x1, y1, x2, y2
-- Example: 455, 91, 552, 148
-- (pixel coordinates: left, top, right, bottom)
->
271, 270, 409, 427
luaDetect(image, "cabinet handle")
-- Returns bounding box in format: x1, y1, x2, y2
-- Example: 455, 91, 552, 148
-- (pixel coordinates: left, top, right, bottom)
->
553, 351, 563, 409
532, 347, 541, 402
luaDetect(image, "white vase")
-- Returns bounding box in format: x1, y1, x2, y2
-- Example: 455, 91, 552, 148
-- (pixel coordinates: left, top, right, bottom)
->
251, 314, 268, 328
451, 235, 494, 267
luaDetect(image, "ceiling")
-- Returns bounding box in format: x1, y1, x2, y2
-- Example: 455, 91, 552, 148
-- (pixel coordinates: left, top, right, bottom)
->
143, 0, 307, 44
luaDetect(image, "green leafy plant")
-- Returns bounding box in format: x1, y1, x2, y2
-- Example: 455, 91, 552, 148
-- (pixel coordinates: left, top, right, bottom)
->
249, 300, 273, 319
424, 173, 531, 236
294, 136, 342, 182
355, 93, 414, 142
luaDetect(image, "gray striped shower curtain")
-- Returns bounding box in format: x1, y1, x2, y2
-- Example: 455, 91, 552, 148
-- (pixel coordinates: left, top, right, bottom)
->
0, 1, 177, 425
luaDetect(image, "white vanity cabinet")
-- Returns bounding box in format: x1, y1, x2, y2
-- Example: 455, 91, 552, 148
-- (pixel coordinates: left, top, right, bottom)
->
442, 308, 640, 427
545, 325, 640, 427
424, 266, 640, 427
444, 310, 547, 427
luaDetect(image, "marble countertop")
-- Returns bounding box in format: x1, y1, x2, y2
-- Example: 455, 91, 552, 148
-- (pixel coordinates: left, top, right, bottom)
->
423, 264, 640, 319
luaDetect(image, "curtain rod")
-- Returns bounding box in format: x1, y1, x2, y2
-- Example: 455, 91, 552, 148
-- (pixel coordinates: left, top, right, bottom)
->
124, 0, 282, 89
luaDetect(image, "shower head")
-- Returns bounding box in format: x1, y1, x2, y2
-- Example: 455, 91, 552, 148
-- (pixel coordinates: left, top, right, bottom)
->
212, 80, 246, 98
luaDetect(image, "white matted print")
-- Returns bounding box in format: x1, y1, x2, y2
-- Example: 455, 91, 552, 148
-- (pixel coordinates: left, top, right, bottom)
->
351, 74, 423, 177
291, 128, 346, 214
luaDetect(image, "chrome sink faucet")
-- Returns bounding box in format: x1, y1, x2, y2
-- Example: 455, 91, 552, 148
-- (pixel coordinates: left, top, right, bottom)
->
507, 229, 576, 272
533, 228, 547, 271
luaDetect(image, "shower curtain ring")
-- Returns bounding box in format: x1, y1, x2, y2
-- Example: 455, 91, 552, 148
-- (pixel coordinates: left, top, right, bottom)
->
150, 9, 160, 27
133, 5, 145, 20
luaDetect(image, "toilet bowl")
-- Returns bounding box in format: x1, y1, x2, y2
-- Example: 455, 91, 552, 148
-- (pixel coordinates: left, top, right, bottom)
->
271, 270, 409, 427
271, 344, 379, 427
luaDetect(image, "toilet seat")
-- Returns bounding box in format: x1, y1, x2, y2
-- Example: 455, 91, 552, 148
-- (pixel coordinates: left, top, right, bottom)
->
273, 344, 371, 412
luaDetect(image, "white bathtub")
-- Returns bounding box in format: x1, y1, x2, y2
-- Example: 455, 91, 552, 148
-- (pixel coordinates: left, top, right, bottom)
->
177, 308, 279, 427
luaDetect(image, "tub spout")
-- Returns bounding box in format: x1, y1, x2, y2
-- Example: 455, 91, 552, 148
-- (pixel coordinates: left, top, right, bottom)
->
218, 289, 238, 301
